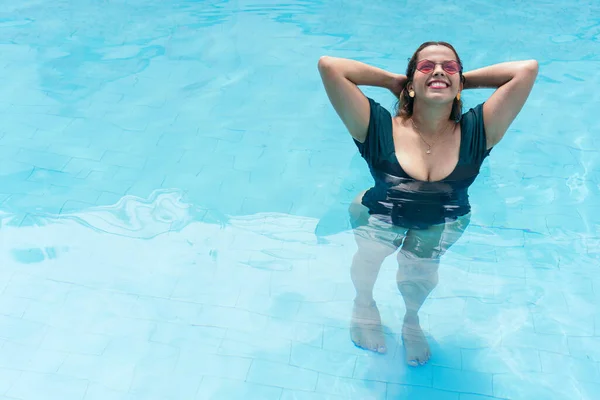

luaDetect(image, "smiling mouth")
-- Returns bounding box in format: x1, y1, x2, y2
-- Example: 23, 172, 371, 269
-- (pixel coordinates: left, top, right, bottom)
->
427, 81, 449, 88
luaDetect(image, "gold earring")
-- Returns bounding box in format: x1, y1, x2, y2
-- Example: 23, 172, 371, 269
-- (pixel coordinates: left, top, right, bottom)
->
456, 92, 461, 101
409, 90, 415, 98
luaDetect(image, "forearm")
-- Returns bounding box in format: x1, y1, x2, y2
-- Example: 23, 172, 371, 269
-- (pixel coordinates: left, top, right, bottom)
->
463, 60, 538, 89
318, 56, 403, 90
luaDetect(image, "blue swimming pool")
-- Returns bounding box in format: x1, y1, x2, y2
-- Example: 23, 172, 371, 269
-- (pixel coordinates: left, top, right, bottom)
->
0, 0, 599, 399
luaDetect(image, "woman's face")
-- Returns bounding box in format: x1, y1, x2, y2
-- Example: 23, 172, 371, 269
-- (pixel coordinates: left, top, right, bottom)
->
410, 45, 462, 104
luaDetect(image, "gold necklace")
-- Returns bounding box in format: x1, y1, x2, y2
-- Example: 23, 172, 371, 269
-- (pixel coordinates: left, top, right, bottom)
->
410, 118, 453, 155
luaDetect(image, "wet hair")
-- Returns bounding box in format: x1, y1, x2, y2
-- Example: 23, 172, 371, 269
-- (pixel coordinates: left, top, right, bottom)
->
395, 41, 466, 122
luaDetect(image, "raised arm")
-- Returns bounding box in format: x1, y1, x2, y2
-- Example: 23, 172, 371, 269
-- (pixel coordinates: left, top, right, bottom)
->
317, 56, 405, 143
463, 60, 538, 149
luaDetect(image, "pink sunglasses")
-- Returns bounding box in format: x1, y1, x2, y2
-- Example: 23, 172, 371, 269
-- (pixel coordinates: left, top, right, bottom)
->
416, 59, 462, 75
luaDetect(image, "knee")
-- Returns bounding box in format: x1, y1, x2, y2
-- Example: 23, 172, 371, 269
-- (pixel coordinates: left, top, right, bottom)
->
396, 250, 441, 278
396, 264, 439, 289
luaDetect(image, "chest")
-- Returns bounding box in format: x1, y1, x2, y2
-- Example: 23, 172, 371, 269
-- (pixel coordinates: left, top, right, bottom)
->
390, 121, 463, 183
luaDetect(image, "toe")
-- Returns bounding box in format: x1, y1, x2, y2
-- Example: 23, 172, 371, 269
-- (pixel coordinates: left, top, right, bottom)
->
367, 338, 380, 352
350, 332, 362, 348
420, 350, 431, 365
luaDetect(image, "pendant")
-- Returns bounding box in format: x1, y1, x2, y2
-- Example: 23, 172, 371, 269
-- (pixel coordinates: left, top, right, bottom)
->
426, 149, 431, 154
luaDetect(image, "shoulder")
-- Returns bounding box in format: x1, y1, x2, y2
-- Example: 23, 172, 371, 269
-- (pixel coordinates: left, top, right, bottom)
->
461, 102, 485, 123
367, 97, 392, 121
460, 102, 486, 138
367, 97, 393, 135
360, 97, 393, 141
460, 102, 493, 156
352, 98, 394, 162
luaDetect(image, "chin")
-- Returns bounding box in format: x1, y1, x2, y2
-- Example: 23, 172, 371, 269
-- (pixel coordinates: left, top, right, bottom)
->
423, 94, 455, 104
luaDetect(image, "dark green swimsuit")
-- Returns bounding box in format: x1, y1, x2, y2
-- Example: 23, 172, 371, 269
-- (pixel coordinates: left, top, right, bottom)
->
354, 98, 492, 229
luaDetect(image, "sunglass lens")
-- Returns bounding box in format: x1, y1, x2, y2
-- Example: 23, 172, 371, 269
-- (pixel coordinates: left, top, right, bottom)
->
443, 61, 460, 74
417, 61, 435, 73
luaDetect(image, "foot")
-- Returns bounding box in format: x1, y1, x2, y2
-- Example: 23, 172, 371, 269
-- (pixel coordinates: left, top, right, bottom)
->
350, 300, 387, 353
402, 316, 430, 366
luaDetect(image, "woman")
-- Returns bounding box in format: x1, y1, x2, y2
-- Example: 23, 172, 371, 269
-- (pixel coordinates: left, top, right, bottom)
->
317, 41, 538, 366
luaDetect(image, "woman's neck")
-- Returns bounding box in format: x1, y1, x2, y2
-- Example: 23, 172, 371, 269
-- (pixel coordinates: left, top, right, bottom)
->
411, 101, 454, 138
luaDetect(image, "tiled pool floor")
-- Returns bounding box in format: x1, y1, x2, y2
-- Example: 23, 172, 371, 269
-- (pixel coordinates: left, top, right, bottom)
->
1, 0, 600, 399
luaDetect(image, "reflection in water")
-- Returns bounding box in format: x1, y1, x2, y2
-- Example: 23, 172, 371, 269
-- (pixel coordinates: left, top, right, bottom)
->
60, 189, 195, 239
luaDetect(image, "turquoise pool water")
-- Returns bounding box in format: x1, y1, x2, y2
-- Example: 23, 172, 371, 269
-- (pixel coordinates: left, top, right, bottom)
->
0, 1, 599, 399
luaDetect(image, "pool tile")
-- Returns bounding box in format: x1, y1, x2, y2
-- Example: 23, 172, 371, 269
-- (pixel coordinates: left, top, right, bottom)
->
532, 310, 595, 336
354, 354, 433, 386
493, 372, 576, 399
156, 131, 216, 151
149, 322, 225, 353
178, 351, 252, 381
459, 395, 507, 400
290, 342, 356, 377
0, 341, 67, 373
218, 329, 292, 363
47, 143, 105, 161
0, 368, 21, 394
15, 148, 71, 171
0, 315, 48, 347
96, 191, 124, 206
315, 374, 386, 399
129, 296, 201, 324
129, 368, 202, 399
196, 376, 282, 399
322, 326, 378, 356
461, 347, 541, 374
101, 150, 147, 170
387, 384, 459, 400
263, 317, 324, 345
87, 316, 157, 340
501, 330, 569, 354
0, 295, 29, 318
425, 341, 462, 369
579, 382, 600, 400
433, 366, 493, 396
567, 336, 600, 362
235, 292, 302, 319
22, 113, 74, 132
26, 167, 77, 186
82, 383, 129, 400
539, 351, 600, 383
281, 389, 346, 399
247, 359, 318, 392
7, 372, 89, 400
192, 304, 270, 333
295, 301, 350, 328
59, 353, 133, 392
61, 157, 117, 177
170, 277, 241, 307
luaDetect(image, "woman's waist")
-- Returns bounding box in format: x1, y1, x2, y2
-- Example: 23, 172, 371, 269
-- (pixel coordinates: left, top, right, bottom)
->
363, 187, 470, 215
370, 185, 470, 205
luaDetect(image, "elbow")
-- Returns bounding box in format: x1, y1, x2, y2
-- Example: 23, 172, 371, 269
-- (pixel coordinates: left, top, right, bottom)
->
318, 56, 344, 74
524, 59, 539, 75
318, 56, 333, 72
514, 59, 538, 83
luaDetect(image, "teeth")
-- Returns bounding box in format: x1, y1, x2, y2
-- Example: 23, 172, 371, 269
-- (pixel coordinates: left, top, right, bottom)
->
429, 82, 447, 88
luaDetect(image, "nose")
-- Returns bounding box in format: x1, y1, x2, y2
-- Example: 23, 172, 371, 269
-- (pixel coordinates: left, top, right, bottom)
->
432, 64, 446, 76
